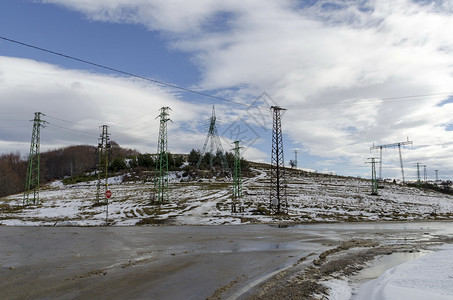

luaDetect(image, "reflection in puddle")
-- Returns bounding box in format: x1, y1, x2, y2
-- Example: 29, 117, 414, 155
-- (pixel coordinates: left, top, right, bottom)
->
351, 250, 430, 299
359, 251, 429, 280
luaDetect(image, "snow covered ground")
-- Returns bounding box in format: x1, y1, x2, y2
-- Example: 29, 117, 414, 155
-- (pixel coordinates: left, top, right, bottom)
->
1, 166, 453, 226
2, 166, 453, 299
324, 244, 453, 300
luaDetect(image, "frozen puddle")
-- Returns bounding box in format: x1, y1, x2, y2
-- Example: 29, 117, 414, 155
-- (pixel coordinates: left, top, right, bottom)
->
351, 251, 430, 299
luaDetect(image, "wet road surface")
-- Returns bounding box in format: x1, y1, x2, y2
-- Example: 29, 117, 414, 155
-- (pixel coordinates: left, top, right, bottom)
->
1, 222, 452, 299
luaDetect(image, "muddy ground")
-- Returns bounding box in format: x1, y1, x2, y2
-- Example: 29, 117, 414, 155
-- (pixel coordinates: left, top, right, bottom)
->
243, 235, 453, 299
1, 222, 452, 300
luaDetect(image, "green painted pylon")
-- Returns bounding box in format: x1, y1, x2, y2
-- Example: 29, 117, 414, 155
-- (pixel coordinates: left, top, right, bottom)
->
153, 107, 171, 203
24, 112, 46, 205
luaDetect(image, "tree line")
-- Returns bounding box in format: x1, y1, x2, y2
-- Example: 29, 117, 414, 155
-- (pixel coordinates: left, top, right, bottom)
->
0, 143, 138, 198
0, 145, 249, 198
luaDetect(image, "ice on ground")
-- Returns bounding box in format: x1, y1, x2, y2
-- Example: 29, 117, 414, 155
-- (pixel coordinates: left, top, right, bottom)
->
352, 244, 453, 300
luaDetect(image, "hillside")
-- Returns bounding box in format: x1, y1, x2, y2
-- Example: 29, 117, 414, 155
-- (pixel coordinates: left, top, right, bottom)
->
2, 163, 453, 226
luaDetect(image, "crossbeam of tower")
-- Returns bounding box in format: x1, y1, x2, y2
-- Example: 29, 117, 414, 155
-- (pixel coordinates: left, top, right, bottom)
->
197, 106, 228, 171
269, 106, 287, 214
96, 125, 110, 203
24, 112, 47, 205
153, 107, 171, 203
370, 138, 413, 183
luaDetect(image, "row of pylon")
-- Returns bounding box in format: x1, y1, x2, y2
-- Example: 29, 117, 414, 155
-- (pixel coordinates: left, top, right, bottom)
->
23, 105, 289, 215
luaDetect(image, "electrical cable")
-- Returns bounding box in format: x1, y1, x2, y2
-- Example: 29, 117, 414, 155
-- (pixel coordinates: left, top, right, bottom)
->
4, 36, 449, 112
46, 123, 95, 139
0, 36, 252, 108
46, 114, 84, 126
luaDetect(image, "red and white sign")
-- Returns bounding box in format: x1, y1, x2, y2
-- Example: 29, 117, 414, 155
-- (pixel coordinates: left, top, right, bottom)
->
105, 190, 112, 199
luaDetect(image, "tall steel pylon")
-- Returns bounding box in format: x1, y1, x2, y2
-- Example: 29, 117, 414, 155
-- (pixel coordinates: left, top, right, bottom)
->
423, 165, 427, 182
153, 107, 171, 203
367, 158, 379, 195
197, 105, 228, 171
370, 138, 413, 183
232, 140, 243, 199
416, 162, 421, 185
269, 106, 287, 214
24, 112, 47, 205
96, 125, 110, 203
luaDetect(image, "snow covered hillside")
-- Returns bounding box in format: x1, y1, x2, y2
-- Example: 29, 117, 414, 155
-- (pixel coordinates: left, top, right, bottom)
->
1, 165, 453, 226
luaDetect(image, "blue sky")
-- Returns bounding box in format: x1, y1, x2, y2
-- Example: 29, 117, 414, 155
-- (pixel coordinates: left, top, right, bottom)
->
1, 0, 453, 180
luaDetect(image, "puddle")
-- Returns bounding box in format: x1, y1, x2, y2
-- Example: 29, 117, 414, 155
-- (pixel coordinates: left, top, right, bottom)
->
351, 250, 430, 299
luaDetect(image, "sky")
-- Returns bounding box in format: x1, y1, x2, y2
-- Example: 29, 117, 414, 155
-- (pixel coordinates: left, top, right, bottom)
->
1, 0, 453, 180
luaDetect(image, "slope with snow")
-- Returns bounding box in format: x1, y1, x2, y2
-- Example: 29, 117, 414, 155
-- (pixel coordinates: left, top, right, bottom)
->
1, 166, 453, 226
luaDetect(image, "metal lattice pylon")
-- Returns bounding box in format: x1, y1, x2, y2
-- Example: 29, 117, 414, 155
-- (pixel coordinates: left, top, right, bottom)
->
96, 125, 110, 203
415, 162, 421, 186
269, 106, 287, 214
368, 158, 379, 195
370, 138, 413, 183
197, 105, 228, 171
24, 112, 46, 205
232, 140, 243, 199
153, 107, 171, 203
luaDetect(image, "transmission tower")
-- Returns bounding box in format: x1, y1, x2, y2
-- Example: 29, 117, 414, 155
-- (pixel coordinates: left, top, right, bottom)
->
370, 138, 413, 183
423, 165, 427, 182
293, 149, 298, 168
24, 112, 47, 205
197, 106, 228, 171
415, 162, 421, 186
366, 158, 379, 195
96, 125, 110, 203
232, 140, 243, 199
153, 107, 171, 203
269, 106, 287, 214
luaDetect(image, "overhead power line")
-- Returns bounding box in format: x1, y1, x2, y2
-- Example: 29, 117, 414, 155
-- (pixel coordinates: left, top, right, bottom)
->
2, 36, 452, 112
0, 36, 250, 108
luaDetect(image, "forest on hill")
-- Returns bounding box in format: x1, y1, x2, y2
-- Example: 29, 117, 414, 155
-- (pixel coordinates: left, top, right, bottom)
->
0, 144, 246, 198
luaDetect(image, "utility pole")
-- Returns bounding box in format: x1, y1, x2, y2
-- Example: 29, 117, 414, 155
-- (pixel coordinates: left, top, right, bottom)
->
366, 158, 379, 195
370, 138, 413, 183
197, 106, 228, 171
416, 163, 421, 186
96, 125, 110, 203
293, 149, 298, 169
153, 107, 171, 203
24, 112, 47, 205
435, 170, 439, 182
232, 140, 243, 200
270, 106, 287, 214
231, 140, 243, 213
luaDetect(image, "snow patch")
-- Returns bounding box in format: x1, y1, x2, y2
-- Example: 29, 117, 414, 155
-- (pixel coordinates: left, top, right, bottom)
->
353, 244, 453, 300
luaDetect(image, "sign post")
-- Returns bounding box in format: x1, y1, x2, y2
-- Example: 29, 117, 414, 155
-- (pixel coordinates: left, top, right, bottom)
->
105, 190, 112, 225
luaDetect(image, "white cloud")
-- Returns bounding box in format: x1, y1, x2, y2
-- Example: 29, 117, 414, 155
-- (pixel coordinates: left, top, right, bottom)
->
0, 56, 194, 153
21, 0, 453, 177
0, 56, 268, 160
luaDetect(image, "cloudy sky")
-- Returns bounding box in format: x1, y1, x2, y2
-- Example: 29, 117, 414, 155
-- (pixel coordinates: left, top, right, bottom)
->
1, 0, 453, 180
